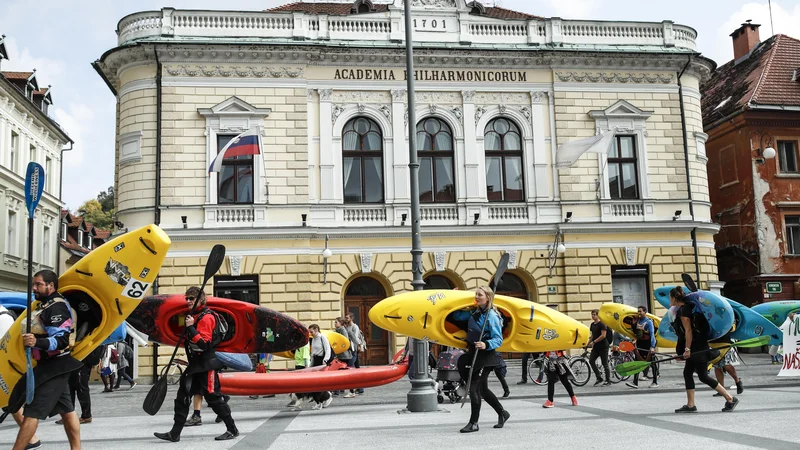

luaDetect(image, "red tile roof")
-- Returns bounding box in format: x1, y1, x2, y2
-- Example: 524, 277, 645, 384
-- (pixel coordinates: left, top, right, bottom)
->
94, 229, 112, 239
69, 215, 84, 227
484, 6, 540, 20
701, 34, 800, 128
267, 1, 388, 15
1, 71, 33, 80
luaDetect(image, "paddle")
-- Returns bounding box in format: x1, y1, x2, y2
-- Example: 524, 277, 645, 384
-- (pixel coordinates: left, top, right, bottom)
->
681, 273, 698, 293
461, 252, 510, 408
23, 162, 45, 405
143, 244, 225, 415
614, 336, 770, 377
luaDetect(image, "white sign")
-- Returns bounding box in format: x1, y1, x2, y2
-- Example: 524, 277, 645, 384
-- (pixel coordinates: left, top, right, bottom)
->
122, 277, 151, 299
413, 17, 449, 32
778, 316, 800, 377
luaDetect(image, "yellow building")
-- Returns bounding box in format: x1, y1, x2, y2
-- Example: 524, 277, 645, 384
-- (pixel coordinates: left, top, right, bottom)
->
94, 0, 717, 377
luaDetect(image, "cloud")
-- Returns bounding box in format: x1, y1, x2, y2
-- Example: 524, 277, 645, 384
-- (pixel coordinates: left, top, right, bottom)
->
0, 37, 66, 87
52, 104, 95, 168
709, 1, 800, 64
546, 0, 600, 19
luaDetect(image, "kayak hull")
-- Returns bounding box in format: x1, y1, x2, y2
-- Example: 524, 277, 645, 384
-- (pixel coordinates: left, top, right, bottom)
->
598, 303, 673, 347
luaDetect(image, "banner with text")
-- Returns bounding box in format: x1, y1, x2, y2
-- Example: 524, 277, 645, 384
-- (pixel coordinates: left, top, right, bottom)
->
778, 315, 800, 377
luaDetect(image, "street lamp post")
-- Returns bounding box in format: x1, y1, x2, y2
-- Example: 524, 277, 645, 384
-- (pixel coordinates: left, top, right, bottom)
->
403, 0, 438, 412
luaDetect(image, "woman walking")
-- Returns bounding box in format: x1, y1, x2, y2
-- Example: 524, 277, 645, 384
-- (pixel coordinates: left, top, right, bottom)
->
669, 287, 739, 412
453, 286, 510, 433
542, 350, 578, 408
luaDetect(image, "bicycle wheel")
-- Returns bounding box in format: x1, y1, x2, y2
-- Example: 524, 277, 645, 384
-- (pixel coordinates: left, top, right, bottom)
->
609, 355, 630, 383
569, 358, 591, 387
166, 364, 183, 386
528, 357, 545, 383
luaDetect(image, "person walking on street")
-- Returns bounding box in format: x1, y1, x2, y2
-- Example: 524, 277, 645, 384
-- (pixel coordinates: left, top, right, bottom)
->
494, 355, 510, 398
453, 286, 510, 433
517, 353, 532, 385
334, 317, 354, 397
344, 312, 365, 395
626, 306, 659, 389
99, 344, 117, 393
711, 330, 743, 397
11, 270, 81, 450
542, 350, 578, 408
113, 340, 137, 390
588, 310, 611, 386
59, 345, 104, 427
670, 287, 739, 413
154, 286, 239, 442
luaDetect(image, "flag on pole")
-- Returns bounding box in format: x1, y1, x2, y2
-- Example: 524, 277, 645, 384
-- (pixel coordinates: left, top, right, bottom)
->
208, 128, 262, 173
555, 127, 618, 168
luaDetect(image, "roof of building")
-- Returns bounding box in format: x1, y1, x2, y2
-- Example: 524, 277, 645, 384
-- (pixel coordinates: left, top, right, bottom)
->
94, 229, 112, 240
701, 34, 800, 128
0, 71, 34, 80
266, 1, 540, 20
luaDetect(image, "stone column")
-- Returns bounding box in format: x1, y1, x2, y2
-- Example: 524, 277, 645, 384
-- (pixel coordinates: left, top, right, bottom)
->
391, 89, 410, 202
531, 91, 549, 200
306, 89, 317, 203
461, 90, 481, 201
318, 89, 336, 203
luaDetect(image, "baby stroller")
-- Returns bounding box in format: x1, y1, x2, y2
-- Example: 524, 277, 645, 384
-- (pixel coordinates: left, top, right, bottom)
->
436, 348, 466, 403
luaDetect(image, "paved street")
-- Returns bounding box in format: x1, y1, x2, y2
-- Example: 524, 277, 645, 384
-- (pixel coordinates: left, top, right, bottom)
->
1, 354, 797, 449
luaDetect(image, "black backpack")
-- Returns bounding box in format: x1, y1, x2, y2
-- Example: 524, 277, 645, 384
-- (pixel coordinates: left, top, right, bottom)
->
198, 310, 229, 348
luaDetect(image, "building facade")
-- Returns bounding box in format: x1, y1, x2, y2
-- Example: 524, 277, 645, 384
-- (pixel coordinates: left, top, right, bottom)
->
95, 0, 716, 376
701, 23, 800, 305
0, 35, 72, 291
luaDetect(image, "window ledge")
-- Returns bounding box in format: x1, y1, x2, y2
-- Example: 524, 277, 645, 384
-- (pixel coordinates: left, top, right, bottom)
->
775, 173, 800, 179
784, 254, 800, 259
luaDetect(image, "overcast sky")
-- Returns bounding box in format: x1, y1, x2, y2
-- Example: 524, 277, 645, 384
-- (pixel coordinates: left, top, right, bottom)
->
1, 0, 799, 211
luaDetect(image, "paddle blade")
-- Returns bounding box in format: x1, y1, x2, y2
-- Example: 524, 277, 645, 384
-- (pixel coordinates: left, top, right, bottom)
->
24, 162, 45, 218
203, 244, 226, 285
143, 375, 169, 415
681, 273, 698, 292
732, 335, 770, 348
614, 360, 651, 377
25, 349, 34, 405
490, 253, 511, 291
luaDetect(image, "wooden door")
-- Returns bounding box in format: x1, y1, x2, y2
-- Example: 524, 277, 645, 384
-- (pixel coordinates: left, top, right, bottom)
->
344, 276, 389, 365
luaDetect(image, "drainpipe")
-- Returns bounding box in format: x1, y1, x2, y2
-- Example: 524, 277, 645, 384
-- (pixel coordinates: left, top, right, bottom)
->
152, 46, 163, 383
677, 55, 700, 284
56, 141, 74, 272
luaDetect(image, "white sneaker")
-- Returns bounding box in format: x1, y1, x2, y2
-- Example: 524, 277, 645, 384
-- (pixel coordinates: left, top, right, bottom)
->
286, 400, 299, 407
343, 392, 357, 398
311, 403, 322, 410
322, 395, 333, 408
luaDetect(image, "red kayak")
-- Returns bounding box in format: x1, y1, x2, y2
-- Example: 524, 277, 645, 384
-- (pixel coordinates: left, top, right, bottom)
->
219, 361, 409, 395
127, 295, 308, 354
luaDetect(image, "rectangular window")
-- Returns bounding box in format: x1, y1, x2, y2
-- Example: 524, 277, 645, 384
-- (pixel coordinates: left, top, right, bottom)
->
10, 131, 18, 171
608, 135, 639, 199
787, 216, 800, 255
29, 144, 36, 165
45, 157, 53, 192
213, 275, 259, 305
611, 265, 650, 310
217, 135, 254, 204
61, 222, 67, 241
778, 141, 799, 174
42, 226, 50, 266
78, 230, 84, 248
7, 211, 16, 256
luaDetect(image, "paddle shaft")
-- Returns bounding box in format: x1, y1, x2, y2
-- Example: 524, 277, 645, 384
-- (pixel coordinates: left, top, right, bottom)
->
26, 217, 33, 333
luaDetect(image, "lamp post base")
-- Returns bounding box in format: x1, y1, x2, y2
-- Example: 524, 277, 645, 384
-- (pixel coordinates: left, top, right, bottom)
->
406, 377, 439, 412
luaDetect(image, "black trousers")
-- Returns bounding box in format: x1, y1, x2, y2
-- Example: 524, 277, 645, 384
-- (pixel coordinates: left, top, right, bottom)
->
684, 351, 718, 390
493, 366, 509, 393
589, 345, 610, 382
547, 370, 575, 401
632, 341, 658, 384
68, 365, 91, 419
457, 353, 504, 424
171, 371, 235, 436
520, 353, 530, 381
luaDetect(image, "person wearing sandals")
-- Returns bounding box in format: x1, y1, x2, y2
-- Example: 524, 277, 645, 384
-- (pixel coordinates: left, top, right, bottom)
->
541, 350, 578, 408
669, 287, 739, 413
452, 286, 510, 433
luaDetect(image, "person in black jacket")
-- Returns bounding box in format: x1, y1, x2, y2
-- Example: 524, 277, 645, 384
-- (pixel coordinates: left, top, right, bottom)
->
155, 287, 239, 442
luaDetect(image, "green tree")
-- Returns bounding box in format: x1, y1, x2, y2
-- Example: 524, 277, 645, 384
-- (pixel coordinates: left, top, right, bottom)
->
97, 186, 114, 212
78, 199, 114, 230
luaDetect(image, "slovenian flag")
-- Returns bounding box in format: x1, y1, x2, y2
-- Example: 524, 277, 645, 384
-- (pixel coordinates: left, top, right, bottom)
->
208, 128, 262, 173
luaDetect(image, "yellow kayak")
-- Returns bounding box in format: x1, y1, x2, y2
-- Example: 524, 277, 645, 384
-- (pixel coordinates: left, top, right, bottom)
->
598, 303, 673, 348
368, 290, 590, 352
0, 225, 170, 408
274, 330, 350, 359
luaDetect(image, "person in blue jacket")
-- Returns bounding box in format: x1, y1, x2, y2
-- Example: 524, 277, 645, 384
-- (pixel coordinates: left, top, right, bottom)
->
453, 286, 510, 433
626, 305, 659, 389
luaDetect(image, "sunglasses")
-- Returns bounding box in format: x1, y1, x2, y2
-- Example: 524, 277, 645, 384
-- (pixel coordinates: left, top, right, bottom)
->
186, 296, 196, 301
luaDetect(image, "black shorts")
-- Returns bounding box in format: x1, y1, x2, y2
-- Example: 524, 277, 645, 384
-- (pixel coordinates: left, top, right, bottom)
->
23, 372, 74, 420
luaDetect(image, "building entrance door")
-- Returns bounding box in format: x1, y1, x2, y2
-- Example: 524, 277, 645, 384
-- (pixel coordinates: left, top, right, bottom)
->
611, 266, 650, 310
344, 277, 389, 365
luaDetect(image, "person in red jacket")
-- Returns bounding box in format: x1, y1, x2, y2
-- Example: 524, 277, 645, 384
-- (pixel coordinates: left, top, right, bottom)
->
155, 287, 238, 442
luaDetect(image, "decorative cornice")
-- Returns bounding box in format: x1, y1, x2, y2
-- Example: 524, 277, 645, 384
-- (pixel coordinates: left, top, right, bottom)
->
555, 72, 674, 84
163, 65, 303, 78
391, 89, 406, 102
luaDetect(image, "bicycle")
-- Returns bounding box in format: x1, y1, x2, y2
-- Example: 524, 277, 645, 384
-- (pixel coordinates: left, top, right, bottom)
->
162, 358, 188, 385
608, 349, 634, 383
527, 351, 592, 387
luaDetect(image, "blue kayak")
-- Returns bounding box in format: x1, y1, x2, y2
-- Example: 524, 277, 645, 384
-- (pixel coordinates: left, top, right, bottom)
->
752, 301, 800, 327
652, 287, 732, 340
0, 291, 126, 345
217, 352, 253, 372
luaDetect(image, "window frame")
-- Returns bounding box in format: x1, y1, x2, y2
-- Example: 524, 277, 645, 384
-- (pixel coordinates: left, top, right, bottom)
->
10, 131, 19, 171
484, 118, 525, 202
61, 222, 67, 241
42, 226, 50, 266
416, 117, 456, 204
786, 215, 800, 255
216, 134, 255, 205
342, 117, 384, 204
607, 135, 640, 200
777, 140, 799, 174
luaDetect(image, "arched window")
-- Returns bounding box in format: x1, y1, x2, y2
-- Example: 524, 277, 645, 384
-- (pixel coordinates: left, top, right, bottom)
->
484, 118, 524, 202
416, 117, 455, 203
495, 273, 527, 300
343, 117, 384, 203
345, 277, 386, 297
424, 274, 455, 289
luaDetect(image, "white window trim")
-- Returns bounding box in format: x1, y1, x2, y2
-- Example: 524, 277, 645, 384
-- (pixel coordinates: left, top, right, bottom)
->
118, 130, 144, 165
695, 131, 708, 165
198, 96, 271, 205
61, 222, 67, 241
589, 100, 653, 200
78, 229, 84, 248
7, 211, 17, 256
